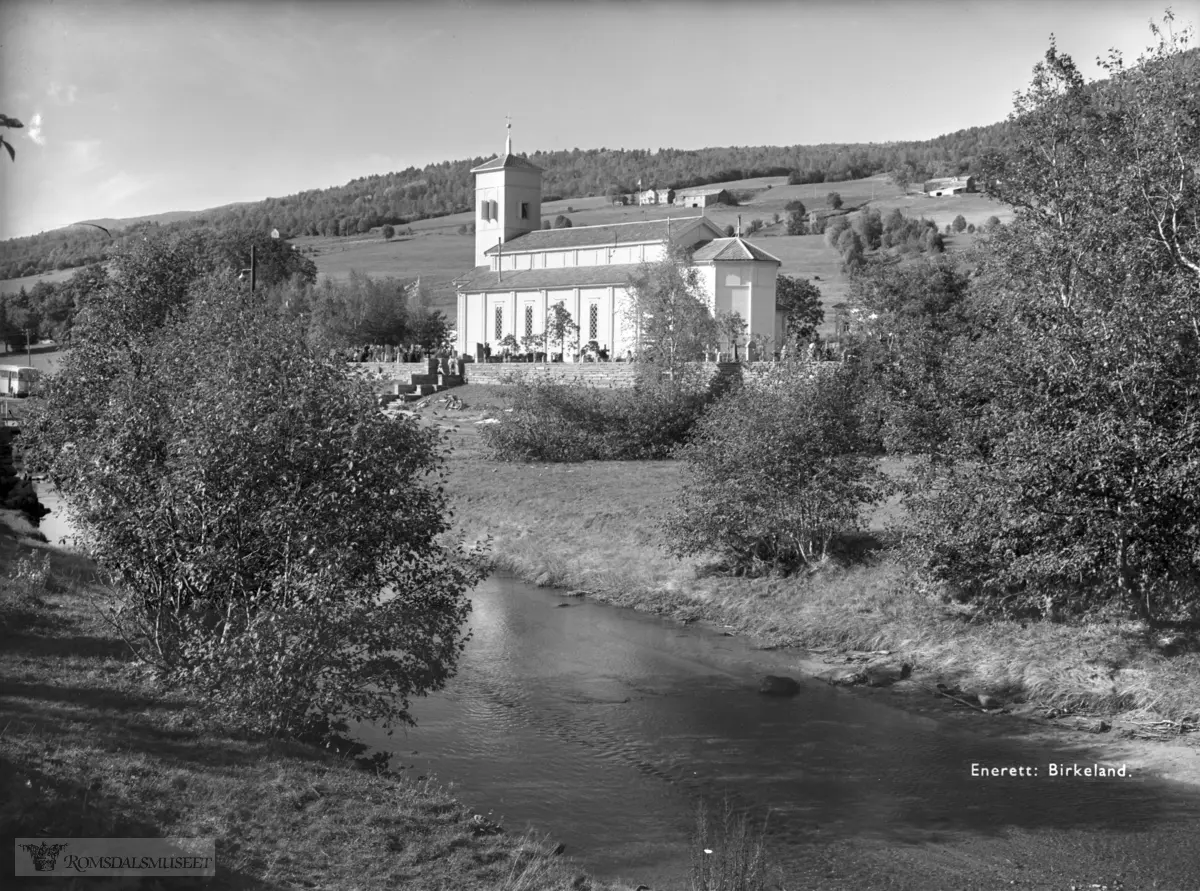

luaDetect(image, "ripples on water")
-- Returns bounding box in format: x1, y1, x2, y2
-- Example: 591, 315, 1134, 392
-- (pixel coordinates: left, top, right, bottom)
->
356, 574, 1200, 889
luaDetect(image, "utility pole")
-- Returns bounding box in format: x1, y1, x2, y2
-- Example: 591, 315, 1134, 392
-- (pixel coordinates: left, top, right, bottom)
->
24, 328, 31, 367
250, 244, 257, 294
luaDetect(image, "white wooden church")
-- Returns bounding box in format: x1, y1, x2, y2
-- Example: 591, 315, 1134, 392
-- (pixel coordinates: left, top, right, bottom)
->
454, 127, 784, 359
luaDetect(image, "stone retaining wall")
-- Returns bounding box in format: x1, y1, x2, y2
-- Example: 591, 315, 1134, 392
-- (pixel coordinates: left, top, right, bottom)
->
463, 362, 643, 388
350, 362, 432, 380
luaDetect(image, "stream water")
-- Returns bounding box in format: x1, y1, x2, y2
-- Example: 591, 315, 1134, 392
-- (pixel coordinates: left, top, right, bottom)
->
357, 574, 1200, 890
31, 492, 1200, 888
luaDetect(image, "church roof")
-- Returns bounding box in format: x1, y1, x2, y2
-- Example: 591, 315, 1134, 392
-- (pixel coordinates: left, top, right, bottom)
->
483, 216, 719, 255
470, 153, 544, 173
691, 237, 782, 265
455, 263, 649, 293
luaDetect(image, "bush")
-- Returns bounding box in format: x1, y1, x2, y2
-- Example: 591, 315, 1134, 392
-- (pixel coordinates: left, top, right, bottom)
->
665, 364, 886, 574
482, 379, 711, 462
24, 258, 484, 741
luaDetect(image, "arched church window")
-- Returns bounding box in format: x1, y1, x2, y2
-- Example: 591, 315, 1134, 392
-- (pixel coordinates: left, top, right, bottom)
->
524, 305, 534, 338
588, 303, 599, 340
494, 306, 504, 342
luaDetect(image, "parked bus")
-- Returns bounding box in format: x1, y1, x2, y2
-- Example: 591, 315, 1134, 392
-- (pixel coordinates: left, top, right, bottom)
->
0, 365, 41, 397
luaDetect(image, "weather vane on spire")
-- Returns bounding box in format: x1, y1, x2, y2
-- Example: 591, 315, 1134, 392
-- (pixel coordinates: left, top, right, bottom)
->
505, 114, 512, 154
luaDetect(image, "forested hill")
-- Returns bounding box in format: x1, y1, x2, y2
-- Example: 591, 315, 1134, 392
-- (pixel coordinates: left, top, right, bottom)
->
0, 120, 1015, 281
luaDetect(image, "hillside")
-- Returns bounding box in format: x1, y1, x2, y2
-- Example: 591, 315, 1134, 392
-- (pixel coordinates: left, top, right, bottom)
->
0, 121, 1015, 282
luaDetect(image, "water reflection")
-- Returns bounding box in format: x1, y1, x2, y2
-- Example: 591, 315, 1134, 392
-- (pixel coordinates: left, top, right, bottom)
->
359, 574, 1200, 889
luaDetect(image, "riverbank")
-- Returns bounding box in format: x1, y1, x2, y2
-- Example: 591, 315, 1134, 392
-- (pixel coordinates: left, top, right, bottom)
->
0, 517, 625, 890
436, 385, 1200, 783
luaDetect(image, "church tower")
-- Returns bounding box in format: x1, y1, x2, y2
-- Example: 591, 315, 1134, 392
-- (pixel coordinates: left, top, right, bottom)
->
471, 120, 542, 267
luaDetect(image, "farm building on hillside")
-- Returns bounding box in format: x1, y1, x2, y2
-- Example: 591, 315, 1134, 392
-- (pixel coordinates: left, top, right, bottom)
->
637, 189, 660, 205
923, 176, 975, 197
455, 126, 782, 359
674, 187, 729, 208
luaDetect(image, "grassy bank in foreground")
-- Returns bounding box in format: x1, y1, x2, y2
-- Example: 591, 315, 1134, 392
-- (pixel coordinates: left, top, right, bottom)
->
440, 385, 1200, 727
0, 525, 617, 891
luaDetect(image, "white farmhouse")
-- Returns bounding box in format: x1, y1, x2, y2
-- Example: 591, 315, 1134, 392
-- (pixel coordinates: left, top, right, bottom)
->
455, 129, 783, 359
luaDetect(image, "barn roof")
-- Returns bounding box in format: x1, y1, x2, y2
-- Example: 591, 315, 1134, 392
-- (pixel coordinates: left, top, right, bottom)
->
675, 187, 727, 196
482, 215, 721, 255
691, 237, 782, 265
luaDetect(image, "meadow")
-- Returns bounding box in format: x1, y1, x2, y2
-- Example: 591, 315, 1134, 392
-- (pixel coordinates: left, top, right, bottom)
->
433, 383, 1200, 729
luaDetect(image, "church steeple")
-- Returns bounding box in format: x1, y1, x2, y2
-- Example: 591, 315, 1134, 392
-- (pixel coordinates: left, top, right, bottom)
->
470, 117, 543, 267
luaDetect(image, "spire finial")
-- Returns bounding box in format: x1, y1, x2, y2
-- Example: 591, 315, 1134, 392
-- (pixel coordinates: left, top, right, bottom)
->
505, 114, 512, 155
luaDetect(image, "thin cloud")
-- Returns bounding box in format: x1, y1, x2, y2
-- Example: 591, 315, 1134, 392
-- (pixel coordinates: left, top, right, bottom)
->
48, 82, 79, 105
27, 113, 45, 146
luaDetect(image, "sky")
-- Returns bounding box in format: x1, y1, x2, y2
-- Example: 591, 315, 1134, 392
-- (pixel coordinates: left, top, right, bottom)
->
0, 0, 1188, 239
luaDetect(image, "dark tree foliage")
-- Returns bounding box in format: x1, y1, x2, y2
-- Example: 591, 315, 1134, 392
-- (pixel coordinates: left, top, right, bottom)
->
906, 21, 1200, 624
482, 379, 711, 462
0, 113, 23, 162
666, 364, 887, 574
775, 274, 824, 344
22, 241, 483, 739
843, 255, 972, 454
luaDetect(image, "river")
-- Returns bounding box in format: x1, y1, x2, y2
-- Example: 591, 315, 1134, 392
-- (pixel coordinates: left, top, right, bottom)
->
357, 574, 1200, 890
32, 492, 1200, 889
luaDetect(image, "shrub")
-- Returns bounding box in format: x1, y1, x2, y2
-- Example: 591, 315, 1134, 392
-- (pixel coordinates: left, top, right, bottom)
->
24, 259, 484, 741
665, 364, 886, 574
482, 379, 711, 462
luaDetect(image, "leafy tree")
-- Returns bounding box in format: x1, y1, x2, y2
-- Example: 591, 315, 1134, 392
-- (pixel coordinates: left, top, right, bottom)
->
854, 208, 883, 249
666, 363, 886, 574
908, 20, 1200, 624
786, 211, 807, 236
23, 256, 483, 740
624, 246, 718, 381
715, 310, 747, 356
382, 224, 395, 240
552, 214, 573, 229
951, 214, 968, 233
983, 215, 1002, 233
1, 113, 22, 161
826, 191, 844, 210
775, 274, 824, 345
544, 301, 579, 358
784, 199, 806, 214
836, 228, 865, 272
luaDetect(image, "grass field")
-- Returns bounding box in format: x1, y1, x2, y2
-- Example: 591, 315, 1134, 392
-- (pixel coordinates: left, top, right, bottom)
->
428, 383, 1200, 726
1, 173, 1001, 322
0, 517, 632, 891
